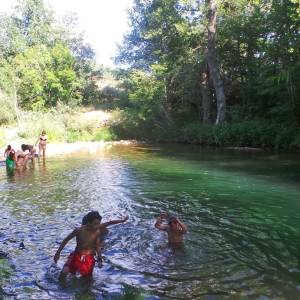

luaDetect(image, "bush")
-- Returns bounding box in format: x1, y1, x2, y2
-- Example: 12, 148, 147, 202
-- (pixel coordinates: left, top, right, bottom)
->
8, 107, 118, 144
17, 111, 66, 143
66, 130, 92, 143
0, 128, 6, 148
0, 93, 16, 125
92, 127, 117, 141
110, 111, 300, 150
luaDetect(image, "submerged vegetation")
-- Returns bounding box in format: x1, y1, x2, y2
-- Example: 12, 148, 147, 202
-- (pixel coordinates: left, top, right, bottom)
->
1, 0, 300, 150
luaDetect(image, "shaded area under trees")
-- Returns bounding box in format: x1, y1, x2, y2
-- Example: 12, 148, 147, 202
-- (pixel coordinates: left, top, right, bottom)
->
113, 0, 300, 149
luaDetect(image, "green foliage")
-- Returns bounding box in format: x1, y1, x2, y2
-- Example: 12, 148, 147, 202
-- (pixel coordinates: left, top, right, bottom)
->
0, 128, 6, 148
12, 108, 117, 144
17, 110, 66, 142
0, 57, 14, 95
13, 43, 82, 110
111, 108, 300, 150
1, 0, 300, 150
115, 0, 300, 149
0, 0, 101, 112
0, 93, 16, 125
92, 127, 117, 142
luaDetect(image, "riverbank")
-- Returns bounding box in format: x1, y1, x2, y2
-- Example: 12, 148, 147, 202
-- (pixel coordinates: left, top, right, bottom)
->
0, 108, 116, 149
2, 108, 300, 152
0, 140, 138, 161
110, 113, 300, 151
44, 140, 137, 156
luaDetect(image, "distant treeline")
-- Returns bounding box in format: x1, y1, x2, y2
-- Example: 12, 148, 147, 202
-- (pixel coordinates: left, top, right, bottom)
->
1, 0, 300, 149
112, 0, 300, 149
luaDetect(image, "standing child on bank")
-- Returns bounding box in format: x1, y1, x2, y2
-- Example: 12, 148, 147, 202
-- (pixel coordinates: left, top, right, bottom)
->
35, 130, 47, 157
155, 213, 187, 247
54, 211, 128, 281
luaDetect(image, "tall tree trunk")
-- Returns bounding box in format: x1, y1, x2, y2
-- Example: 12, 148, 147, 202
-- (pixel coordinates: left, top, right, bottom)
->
162, 77, 173, 126
205, 0, 226, 124
200, 61, 211, 125
12, 76, 20, 125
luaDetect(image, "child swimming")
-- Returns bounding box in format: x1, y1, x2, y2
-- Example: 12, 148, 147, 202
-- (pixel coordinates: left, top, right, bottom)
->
54, 211, 128, 281
155, 213, 187, 246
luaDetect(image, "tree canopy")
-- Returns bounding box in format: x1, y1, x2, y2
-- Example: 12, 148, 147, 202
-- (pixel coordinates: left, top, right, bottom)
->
0, 0, 100, 112
117, 0, 300, 128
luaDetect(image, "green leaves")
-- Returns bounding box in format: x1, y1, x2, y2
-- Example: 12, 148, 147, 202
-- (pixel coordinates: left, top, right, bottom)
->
114, 0, 300, 145
0, 0, 100, 112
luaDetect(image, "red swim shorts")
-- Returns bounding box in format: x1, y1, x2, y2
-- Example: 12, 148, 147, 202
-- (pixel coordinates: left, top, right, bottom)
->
64, 251, 95, 276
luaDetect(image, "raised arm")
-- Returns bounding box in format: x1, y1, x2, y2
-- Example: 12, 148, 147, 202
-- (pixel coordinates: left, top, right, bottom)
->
54, 229, 77, 263
155, 213, 169, 231
176, 218, 187, 234
101, 216, 128, 228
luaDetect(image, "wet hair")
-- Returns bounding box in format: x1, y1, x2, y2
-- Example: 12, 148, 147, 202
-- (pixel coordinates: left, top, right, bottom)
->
6, 145, 12, 151
82, 211, 102, 225
168, 216, 177, 225
21, 144, 28, 151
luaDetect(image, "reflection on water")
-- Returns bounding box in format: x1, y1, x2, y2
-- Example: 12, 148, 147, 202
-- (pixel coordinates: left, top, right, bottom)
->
0, 145, 300, 299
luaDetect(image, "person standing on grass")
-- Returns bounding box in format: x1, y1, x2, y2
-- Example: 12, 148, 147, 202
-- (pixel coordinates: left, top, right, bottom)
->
35, 130, 47, 157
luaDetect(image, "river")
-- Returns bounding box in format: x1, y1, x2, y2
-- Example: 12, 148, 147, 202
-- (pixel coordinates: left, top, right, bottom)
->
0, 144, 300, 299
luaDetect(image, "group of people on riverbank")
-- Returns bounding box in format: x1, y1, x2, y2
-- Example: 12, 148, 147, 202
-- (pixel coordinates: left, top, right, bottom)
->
54, 211, 187, 283
3, 131, 47, 171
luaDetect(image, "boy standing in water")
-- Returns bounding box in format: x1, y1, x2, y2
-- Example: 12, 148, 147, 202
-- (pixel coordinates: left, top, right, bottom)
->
54, 211, 128, 281
155, 213, 187, 246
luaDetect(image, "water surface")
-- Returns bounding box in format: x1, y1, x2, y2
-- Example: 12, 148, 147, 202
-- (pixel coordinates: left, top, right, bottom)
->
0, 145, 300, 299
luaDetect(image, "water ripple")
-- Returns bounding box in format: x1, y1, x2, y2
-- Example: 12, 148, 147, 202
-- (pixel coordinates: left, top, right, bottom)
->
0, 146, 300, 299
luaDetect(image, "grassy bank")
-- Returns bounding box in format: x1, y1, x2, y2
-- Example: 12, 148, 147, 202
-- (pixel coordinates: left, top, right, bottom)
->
2, 106, 300, 151
0, 107, 116, 148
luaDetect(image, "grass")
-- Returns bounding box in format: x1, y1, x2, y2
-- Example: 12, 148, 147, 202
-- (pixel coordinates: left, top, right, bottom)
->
0, 105, 117, 147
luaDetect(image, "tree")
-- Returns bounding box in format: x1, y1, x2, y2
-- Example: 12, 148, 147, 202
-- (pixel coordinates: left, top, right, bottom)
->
0, 0, 101, 111
205, 0, 226, 124
13, 43, 82, 110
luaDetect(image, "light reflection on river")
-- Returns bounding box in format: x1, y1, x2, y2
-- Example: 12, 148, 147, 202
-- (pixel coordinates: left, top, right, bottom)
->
0, 144, 300, 299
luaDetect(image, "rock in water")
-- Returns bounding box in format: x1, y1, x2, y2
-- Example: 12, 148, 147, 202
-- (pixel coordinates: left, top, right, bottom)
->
0, 250, 8, 258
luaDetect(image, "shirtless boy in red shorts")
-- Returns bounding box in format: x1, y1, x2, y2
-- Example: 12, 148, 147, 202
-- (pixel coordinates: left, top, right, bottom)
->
54, 211, 128, 281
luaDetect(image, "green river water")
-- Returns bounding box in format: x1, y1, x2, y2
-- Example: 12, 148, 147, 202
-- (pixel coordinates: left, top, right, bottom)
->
0, 144, 300, 299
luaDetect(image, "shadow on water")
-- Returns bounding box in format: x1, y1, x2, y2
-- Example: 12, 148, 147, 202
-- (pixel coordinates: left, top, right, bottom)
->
0, 144, 300, 299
